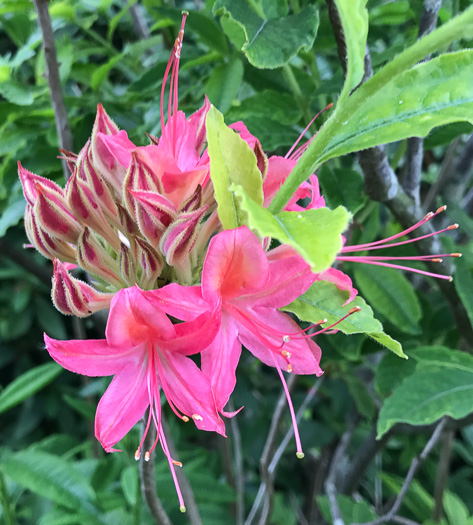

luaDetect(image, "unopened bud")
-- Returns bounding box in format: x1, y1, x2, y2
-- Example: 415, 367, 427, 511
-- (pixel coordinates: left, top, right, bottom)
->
119, 243, 136, 286
179, 184, 202, 213
18, 161, 64, 206
135, 237, 163, 289
77, 228, 123, 287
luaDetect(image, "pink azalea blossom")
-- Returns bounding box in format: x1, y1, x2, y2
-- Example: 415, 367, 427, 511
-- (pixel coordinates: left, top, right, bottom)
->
44, 285, 224, 510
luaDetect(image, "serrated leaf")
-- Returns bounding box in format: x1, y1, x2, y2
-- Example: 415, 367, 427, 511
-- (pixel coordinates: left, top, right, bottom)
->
353, 265, 421, 335
0, 450, 95, 511
286, 280, 406, 357
232, 185, 349, 273
213, 0, 319, 68
206, 105, 263, 229
0, 362, 62, 414
334, 0, 369, 103
377, 347, 473, 437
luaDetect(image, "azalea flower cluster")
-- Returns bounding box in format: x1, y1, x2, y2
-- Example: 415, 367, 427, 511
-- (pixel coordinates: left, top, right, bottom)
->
18, 14, 460, 511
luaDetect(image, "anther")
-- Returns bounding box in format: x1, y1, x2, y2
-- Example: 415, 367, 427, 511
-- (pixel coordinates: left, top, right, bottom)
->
282, 335, 290, 343
317, 319, 328, 325
287, 364, 293, 373
431, 258, 443, 263
172, 460, 183, 467
144, 451, 151, 462
192, 414, 203, 421
180, 506, 187, 513
182, 415, 190, 422
349, 306, 361, 315
281, 350, 292, 358
451, 253, 462, 257
447, 224, 459, 230
296, 452, 305, 459
134, 449, 141, 461
436, 205, 447, 214
424, 211, 434, 220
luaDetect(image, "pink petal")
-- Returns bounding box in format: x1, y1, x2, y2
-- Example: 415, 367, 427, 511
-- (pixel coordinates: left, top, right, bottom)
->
237, 308, 323, 376
106, 287, 175, 347
96, 130, 135, 169
44, 334, 135, 377
201, 313, 241, 413
148, 283, 207, 321
202, 227, 269, 302
95, 362, 149, 452
157, 349, 226, 436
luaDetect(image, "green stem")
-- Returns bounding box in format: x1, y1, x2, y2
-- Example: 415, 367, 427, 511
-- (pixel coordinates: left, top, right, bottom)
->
0, 471, 16, 525
269, 5, 473, 214
282, 63, 312, 125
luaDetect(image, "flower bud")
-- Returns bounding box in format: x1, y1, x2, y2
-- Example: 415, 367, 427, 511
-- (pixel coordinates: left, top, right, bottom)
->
119, 242, 136, 286
52, 259, 114, 317
129, 189, 177, 245
18, 161, 63, 206
76, 228, 123, 288
135, 237, 163, 289
25, 205, 77, 263
33, 182, 83, 244
58, 149, 78, 175
160, 206, 208, 266
188, 96, 210, 155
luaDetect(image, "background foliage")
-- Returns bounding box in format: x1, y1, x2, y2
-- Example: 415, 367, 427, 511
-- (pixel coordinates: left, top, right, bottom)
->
1, 1, 473, 524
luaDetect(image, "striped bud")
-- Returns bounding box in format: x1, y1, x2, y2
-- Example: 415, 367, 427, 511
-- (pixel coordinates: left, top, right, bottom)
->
52, 259, 114, 317
188, 96, 210, 155
18, 162, 64, 207
160, 206, 208, 266
119, 242, 136, 286
24, 205, 76, 263
129, 189, 177, 245
179, 184, 202, 213
77, 228, 123, 288
135, 237, 163, 290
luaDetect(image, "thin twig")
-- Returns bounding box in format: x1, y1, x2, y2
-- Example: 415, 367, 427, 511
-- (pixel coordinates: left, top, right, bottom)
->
139, 413, 173, 525
161, 414, 203, 525
245, 377, 324, 525
32, 0, 73, 180
324, 421, 357, 525
129, 3, 151, 40
353, 418, 448, 525
228, 400, 245, 525
433, 428, 454, 521
402, 0, 441, 206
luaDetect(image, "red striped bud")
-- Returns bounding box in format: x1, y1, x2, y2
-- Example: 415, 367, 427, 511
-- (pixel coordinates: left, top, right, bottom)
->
179, 184, 202, 213
77, 228, 123, 288
52, 259, 114, 317
129, 189, 177, 245
160, 206, 208, 266
188, 96, 210, 155
119, 243, 136, 286
18, 162, 63, 207
135, 237, 163, 289
33, 182, 83, 244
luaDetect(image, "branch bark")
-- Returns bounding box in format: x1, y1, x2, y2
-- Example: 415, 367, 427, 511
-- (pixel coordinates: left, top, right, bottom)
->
33, 0, 73, 179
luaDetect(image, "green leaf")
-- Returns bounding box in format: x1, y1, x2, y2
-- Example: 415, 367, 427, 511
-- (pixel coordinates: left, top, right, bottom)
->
334, 0, 369, 104
0, 450, 95, 511
0, 80, 34, 105
205, 57, 243, 114
444, 491, 470, 525
121, 466, 138, 507
206, 105, 263, 229
317, 494, 377, 523
377, 347, 473, 437
232, 185, 349, 273
213, 0, 319, 68
91, 53, 125, 91
0, 362, 62, 415
318, 166, 367, 214
374, 352, 416, 398
286, 281, 406, 357
0, 197, 25, 237
343, 374, 375, 419
353, 265, 422, 335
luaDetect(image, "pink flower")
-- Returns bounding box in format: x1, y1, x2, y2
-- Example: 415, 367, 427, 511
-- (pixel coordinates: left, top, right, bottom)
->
153, 226, 333, 456
44, 285, 224, 510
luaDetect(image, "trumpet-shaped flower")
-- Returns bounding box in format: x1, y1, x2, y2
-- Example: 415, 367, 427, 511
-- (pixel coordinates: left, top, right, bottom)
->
44, 286, 224, 510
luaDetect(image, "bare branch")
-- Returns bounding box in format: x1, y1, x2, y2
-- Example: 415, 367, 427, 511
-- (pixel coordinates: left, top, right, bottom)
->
228, 400, 245, 525
433, 428, 454, 521
129, 4, 151, 40
161, 415, 203, 525
245, 377, 324, 525
324, 424, 357, 525
402, 0, 441, 206
32, 0, 73, 180
139, 414, 173, 525
353, 418, 448, 525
